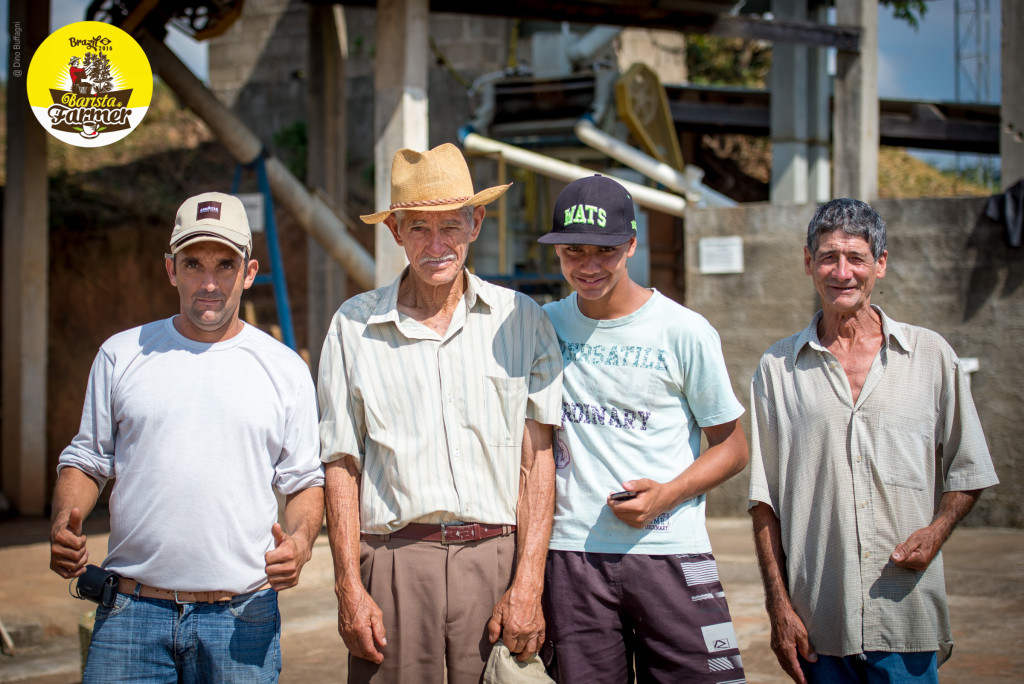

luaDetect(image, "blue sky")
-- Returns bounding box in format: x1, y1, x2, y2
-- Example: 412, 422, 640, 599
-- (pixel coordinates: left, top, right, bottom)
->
877, 0, 1001, 104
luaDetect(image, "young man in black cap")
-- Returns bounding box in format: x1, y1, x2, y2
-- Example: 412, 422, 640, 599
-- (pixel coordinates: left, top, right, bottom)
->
538, 175, 749, 683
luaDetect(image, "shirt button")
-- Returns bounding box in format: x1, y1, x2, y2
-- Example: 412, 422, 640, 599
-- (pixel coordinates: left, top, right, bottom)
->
864, 551, 871, 559
859, 502, 867, 509
855, 455, 862, 463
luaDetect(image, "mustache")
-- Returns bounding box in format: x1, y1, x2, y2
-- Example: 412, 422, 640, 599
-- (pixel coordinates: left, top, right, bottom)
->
419, 254, 457, 266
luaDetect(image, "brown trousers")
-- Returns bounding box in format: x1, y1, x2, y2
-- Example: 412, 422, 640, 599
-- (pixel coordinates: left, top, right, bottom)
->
348, 534, 516, 684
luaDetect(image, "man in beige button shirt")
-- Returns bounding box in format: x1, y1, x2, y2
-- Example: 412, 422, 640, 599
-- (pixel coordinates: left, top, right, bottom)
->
318, 144, 563, 683
748, 198, 998, 684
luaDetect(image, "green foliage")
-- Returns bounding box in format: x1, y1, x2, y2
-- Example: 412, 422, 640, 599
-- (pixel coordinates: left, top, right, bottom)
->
272, 121, 308, 183
881, 0, 929, 30
686, 35, 771, 88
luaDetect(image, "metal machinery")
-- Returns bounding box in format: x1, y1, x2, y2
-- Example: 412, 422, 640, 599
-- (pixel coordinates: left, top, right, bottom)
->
86, 0, 245, 39
461, 22, 736, 296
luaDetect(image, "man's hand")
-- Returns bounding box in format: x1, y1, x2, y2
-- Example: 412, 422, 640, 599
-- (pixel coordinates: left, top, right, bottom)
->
487, 583, 545, 662
50, 507, 89, 578
607, 479, 670, 529
337, 582, 387, 664
768, 602, 817, 684
890, 526, 944, 571
891, 489, 983, 572
264, 523, 311, 591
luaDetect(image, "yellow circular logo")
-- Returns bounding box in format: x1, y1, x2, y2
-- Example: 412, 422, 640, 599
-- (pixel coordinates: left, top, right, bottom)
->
26, 21, 153, 147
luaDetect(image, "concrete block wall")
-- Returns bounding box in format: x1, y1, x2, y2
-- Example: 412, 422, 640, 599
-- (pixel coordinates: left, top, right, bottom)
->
684, 198, 1024, 527
208, 0, 310, 150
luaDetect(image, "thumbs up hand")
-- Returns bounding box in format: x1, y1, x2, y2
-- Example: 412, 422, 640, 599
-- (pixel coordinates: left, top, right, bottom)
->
264, 523, 309, 592
50, 507, 89, 578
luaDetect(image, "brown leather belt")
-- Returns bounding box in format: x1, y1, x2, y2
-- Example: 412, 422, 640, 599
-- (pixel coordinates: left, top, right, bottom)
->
361, 522, 515, 545
118, 578, 270, 604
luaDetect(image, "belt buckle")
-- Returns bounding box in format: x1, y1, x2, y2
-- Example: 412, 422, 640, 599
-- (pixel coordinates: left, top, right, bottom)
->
440, 521, 469, 544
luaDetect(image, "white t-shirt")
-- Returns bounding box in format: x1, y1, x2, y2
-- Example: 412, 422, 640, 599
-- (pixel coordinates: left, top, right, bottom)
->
543, 291, 743, 554
59, 318, 324, 593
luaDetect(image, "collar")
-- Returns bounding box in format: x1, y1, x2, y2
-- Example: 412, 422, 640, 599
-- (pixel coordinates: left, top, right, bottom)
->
792, 305, 912, 363
365, 267, 494, 327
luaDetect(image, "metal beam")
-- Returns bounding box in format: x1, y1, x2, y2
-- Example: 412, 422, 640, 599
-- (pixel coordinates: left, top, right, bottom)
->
317, 0, 861, 49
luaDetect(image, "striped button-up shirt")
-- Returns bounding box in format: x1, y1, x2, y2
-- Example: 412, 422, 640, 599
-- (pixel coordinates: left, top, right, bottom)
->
749, 307, 998, 663
318, 268, 563, 533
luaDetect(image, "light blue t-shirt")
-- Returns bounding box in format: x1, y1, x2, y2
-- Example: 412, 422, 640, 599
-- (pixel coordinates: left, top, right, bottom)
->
543, 290, 744, 554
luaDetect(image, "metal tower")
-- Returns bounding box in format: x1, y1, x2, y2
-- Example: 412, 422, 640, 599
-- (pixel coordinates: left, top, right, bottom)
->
955, 0, 994, 184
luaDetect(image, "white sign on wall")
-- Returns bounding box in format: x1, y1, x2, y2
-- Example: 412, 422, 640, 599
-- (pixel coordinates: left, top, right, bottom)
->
236, 193, 265, 233
699, 236, 744, 274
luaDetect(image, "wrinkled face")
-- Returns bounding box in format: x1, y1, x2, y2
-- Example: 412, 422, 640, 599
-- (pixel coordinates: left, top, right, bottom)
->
804, 231, 886, 316
554, 238, 636, 305
165, 241, 258, 342
387, 207, 483, 288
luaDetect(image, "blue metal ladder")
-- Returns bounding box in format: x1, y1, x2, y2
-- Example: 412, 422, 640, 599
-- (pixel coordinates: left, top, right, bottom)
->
231, 156, 296, 350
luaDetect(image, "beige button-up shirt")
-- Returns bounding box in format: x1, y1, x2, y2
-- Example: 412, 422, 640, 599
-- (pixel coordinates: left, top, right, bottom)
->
749, 307, 998, 663
318, 268, 563, 533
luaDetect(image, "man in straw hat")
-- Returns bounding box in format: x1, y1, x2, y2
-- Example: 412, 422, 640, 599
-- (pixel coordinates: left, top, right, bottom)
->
318, 143, 563, 683
49, 191, 325, 682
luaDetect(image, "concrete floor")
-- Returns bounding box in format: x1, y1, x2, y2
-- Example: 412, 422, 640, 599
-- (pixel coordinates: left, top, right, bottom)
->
0, 517, 1021, 683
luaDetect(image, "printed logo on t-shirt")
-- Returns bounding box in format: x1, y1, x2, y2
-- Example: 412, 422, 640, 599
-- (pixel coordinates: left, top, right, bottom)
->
561, 401, 651, 431
560, 341, 669, 371
644, 512, 670, 531
554, 432, 571, 469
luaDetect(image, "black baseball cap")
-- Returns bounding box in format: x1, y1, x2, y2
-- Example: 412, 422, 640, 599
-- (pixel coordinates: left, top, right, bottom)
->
537, 174, 638, 246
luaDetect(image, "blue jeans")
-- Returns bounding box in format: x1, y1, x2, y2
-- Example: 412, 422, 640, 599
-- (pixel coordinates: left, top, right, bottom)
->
802, 651, 938, 684
83, 585, 281, 683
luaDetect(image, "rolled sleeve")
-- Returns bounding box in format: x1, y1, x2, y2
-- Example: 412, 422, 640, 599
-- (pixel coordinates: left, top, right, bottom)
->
941, 357, 999, 492
58, 349, 117, 490
273, 372, 325, 495
747, 360, 778, 512
317, 315, 364, 469
526, 310, 563, 427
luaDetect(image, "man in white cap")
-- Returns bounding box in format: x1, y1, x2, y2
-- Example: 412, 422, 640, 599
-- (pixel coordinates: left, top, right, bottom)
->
49, 191, 325, 683
318, 143, 563, 683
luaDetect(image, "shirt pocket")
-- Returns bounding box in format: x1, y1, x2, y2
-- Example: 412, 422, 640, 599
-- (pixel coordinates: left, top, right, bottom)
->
485, 375, 528, 447
865, 407, 935, 492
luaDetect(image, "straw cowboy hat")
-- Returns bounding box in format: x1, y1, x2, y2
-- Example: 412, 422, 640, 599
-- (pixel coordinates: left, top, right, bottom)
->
360, 143, 511, 224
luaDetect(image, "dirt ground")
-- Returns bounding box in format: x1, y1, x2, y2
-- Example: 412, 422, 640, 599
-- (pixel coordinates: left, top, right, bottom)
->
1, 517, 1021, 683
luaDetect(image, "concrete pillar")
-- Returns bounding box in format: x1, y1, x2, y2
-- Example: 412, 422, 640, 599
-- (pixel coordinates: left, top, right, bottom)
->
807, 4, 832, 203
833, 0, 879, 200
770, 0, 809, 204
1002, 0, 1024, 189
373, 0, 429, 287
3, 0, 50, 515
307, 5, 349, 371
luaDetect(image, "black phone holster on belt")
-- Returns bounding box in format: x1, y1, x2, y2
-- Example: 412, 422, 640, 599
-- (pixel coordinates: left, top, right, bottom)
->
74, 565, 121, 608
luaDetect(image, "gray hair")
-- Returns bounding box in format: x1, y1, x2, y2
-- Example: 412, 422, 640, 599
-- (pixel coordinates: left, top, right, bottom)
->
806, 198, 887, 260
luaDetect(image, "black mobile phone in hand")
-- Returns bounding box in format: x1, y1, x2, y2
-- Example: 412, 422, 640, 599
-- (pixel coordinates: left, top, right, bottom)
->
609, 490, 637, 501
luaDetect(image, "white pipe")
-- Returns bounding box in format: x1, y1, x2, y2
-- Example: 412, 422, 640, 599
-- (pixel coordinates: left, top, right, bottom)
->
461, 131, 687, 218
568, 26, 622, 65
137, 29, 376, 290
573, 118, 737, 208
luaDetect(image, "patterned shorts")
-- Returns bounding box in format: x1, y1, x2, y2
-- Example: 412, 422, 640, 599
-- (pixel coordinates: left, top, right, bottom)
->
543, 550, 746, 684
